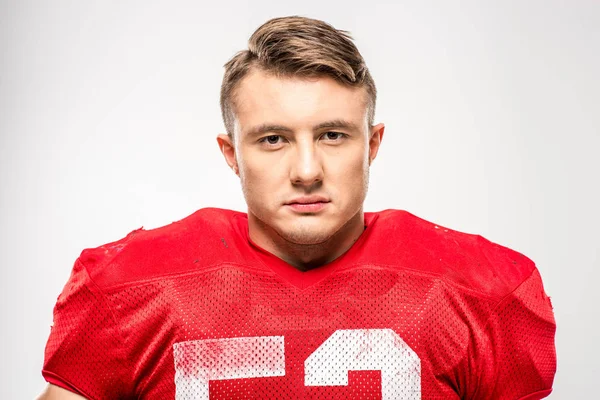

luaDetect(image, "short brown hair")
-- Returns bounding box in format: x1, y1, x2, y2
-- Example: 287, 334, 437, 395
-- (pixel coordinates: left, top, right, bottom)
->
220, 16, 377, 137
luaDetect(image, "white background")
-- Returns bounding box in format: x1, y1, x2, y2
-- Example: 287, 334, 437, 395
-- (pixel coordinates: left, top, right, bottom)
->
1, 1, 598, 398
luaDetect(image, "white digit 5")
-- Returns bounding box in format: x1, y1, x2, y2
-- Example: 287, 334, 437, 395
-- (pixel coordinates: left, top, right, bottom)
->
305, 329, 421, 399
172, 336, 285, 400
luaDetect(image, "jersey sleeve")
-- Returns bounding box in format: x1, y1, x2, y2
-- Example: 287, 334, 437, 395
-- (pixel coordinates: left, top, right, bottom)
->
42, 258, 129, 399
470, 267, 556, 400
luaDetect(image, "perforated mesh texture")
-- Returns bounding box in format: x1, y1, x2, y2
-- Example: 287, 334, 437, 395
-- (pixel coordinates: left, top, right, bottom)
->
44, 262, 555, 399
42, 210, 556, 399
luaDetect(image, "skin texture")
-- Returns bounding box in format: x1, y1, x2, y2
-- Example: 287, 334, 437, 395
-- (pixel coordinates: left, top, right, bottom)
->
37, 384, 86, 399
218, 68, 384, 270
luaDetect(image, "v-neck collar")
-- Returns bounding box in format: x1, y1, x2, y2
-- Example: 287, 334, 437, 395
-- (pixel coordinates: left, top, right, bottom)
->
233, 212, 380, 290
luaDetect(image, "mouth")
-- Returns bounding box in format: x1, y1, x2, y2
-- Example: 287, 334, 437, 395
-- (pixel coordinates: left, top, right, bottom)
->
284, 196, 330, 213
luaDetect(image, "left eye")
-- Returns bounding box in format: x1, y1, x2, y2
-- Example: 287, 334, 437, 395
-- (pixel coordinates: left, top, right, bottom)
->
322, 132, 344, 140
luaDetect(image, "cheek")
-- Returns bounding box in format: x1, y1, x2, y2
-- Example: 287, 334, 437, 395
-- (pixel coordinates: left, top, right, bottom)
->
329, 150, 369, 197
239, 154, 287, 200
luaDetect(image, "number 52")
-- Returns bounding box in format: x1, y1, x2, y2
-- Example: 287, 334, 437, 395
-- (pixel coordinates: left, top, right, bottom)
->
173, 329, 421, 399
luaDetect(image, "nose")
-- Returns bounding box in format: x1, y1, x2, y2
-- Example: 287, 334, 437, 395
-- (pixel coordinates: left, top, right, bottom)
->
289, 139, 324, 187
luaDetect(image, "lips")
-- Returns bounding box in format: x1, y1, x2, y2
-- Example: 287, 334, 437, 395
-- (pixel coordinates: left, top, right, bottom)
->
286, 195, 329, 205
285, 196, 330, 212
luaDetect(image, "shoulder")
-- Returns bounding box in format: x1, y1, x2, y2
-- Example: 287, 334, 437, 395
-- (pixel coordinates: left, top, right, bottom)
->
77, 208, 248, 289
364, 209, 537, 300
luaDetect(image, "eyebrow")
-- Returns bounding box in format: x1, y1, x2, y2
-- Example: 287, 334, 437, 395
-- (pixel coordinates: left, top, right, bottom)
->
313, 119, 360, 131
245, 124, 293, 138
245, 119, 360, 138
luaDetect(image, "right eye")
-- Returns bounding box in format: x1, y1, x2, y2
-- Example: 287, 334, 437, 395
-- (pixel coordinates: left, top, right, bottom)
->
265, 135, 280, 144
258, 135, 285, 147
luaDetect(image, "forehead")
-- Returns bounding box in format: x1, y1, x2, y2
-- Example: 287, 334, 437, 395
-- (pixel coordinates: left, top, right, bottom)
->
232, 69, 368, 135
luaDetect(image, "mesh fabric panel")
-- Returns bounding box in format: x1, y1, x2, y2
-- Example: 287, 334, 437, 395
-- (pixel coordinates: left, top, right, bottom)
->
42, 209, 556, 399
44, 263, 555, 399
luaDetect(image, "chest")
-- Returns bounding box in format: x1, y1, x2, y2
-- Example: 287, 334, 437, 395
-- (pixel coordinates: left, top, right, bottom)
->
112, 267, 485, 399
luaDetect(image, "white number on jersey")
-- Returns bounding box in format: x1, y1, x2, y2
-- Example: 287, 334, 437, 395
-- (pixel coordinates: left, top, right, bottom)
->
173, 329, 421, 399
305, 329, 421, 399
173, 336, 285, 400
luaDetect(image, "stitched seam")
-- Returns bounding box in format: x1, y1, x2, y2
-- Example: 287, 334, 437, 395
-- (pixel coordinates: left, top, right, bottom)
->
42, 369, 97, 400
516, 388, 553, 400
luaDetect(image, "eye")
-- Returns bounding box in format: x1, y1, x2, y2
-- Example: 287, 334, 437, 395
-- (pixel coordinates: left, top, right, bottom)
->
265, 135, 280, 144
258, 135, 285, 147
321, 131, 346, 141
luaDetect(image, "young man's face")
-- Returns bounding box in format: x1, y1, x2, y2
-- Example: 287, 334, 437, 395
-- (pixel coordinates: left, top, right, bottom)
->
218, 68, 384, 246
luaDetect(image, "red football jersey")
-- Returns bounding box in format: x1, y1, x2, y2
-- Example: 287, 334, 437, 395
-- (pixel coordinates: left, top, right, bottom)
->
43, 209, 556, 399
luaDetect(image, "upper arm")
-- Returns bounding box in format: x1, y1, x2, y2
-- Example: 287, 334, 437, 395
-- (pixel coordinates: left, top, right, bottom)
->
42, 258, 128, 397
471, 268, 556, 399
37, 384, 87, 400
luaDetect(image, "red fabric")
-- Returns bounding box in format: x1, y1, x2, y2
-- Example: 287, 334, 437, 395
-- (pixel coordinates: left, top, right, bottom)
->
517, 389, 553, 400
42, 208, 556, 399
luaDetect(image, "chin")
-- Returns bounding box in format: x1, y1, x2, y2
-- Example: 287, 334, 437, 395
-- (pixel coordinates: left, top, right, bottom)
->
275, 208, 356, 245
277, 224, 334, 246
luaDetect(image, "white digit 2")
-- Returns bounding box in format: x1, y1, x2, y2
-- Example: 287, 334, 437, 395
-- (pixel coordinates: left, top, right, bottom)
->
173, 329, 421, 399
305, 329, 421, 399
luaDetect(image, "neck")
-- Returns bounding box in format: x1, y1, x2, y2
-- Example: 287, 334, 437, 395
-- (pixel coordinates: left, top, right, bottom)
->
248, 210, 365, 271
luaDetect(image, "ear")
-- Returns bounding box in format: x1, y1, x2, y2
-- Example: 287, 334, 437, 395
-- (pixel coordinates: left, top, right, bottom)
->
368, 123, 385, 165
216, 133, 239, 176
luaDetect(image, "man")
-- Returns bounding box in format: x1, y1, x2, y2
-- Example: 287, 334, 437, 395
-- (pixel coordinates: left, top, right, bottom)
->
38, 16, 556, 399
